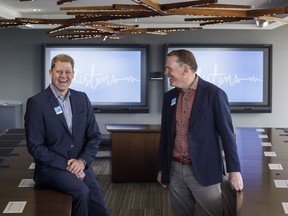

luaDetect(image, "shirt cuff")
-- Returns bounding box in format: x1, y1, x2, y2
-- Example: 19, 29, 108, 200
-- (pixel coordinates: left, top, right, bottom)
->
78, 158, 87, 166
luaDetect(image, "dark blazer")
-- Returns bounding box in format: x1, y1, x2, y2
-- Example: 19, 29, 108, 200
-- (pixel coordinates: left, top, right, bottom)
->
24, 86, 101, 181
158, 77, 241, 186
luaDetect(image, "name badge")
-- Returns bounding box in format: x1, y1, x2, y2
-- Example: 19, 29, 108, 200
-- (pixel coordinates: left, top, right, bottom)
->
54, 106, 63, 115
171, 97, 176, 106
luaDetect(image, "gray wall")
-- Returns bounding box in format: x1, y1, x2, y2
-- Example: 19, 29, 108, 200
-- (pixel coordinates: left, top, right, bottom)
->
1, 26, 288, 133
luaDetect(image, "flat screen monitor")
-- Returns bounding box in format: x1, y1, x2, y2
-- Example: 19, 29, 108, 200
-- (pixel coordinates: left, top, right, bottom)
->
164, 44, 272, 113
42, 44, 149, 113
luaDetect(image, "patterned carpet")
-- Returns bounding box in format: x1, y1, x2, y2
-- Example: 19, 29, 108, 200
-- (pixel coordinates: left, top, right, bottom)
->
92, 158, 172, 216
92, 158, 237, 216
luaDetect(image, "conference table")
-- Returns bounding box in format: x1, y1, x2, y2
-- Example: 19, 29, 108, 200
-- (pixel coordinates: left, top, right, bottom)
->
236, 127, 288, 216
0, 129, 72, 216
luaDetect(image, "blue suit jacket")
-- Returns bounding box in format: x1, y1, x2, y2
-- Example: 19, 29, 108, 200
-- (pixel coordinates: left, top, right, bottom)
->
157, 77, 241, 186
24, 87, 101, 182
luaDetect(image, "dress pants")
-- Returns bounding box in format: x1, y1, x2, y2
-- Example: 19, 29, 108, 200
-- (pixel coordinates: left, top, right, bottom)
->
34, 165, 108, 216
168, 161, 223, 216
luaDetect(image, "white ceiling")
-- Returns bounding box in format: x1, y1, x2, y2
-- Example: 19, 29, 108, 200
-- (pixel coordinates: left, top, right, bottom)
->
0, 0, 288, 30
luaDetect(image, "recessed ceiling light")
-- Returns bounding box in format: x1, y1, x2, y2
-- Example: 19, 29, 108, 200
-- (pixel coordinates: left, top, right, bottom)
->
33, 9, 41, 12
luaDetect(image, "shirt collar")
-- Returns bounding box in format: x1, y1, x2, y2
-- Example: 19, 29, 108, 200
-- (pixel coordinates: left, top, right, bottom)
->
50, 84, 70, 100
181, 74, 199, 93
189, 74, 199, 90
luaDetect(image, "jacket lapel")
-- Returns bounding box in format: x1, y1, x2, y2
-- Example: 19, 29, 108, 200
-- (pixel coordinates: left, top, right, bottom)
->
45, 87, 71, 134
189, 77, 206, 124
69, 92, 78, 138
170, 89, 179, 139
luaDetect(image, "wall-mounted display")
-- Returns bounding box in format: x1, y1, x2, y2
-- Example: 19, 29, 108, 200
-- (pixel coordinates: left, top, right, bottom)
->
42, 44, 149, 113
164, 43, 272, 113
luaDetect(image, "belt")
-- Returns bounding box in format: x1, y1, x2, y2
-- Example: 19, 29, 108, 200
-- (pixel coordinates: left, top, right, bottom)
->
173, 157, 192, 165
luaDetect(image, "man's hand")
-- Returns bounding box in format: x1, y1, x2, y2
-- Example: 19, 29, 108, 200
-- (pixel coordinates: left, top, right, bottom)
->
229, 172, 244, 191
67, 159, 85, 175
157, 171, 167, 189
77, 171, 85, 181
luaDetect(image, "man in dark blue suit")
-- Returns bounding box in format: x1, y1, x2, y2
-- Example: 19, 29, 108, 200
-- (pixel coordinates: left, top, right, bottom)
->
24, 54, 108, 216
157, 49, 243, 216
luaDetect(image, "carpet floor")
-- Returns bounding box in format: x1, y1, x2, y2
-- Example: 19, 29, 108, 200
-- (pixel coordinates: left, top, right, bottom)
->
92, 158, 172, 216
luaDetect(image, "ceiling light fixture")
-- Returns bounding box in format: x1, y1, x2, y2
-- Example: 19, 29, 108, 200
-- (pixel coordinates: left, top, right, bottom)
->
258, 15, 288, 24
57, 0, 79, 5
1, 0, 288, 40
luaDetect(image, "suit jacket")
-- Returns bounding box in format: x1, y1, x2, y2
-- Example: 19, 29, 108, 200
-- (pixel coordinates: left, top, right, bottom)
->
157, 77, 241, 186
24, 86, 101, 183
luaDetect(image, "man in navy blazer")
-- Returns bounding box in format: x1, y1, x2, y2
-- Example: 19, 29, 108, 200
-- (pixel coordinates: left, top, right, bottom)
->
157, 49, 243, 216
24, 54, 108, 216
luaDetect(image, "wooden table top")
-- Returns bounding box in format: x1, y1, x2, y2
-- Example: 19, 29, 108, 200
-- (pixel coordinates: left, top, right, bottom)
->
236, 127, 288, 216
106, 123, 160, 132
0, 138, 72, 216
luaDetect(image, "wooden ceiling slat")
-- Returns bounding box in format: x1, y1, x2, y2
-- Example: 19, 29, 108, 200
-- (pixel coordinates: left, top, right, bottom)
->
2, 1, 288, 40
167, 8, 248, 17
247, 7, 288, 17
161, 0, 217, 10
